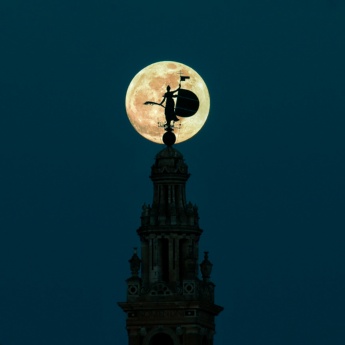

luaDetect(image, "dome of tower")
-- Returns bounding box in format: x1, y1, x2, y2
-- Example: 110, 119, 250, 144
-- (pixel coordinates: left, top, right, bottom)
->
152, 146, 188, 175
156, 145, 183, 159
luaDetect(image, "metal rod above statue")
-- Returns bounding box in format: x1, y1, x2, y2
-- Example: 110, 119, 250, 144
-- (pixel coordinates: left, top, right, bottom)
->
125, 61, 210, 145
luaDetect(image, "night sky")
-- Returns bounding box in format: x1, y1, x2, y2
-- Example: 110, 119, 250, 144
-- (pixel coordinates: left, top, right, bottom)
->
1, 1, 345, 344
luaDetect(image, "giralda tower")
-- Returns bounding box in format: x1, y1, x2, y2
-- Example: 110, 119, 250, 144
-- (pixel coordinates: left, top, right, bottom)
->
119, 62, 223, 345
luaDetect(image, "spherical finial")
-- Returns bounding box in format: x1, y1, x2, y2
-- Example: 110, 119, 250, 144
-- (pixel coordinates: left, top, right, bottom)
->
162, 131, 176, 146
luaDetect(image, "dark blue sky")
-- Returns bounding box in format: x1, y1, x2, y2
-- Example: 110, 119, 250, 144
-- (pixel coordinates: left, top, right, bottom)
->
1, 1, 345, 344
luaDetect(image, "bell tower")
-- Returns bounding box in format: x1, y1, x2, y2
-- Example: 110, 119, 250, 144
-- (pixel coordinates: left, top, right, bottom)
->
118, 146, 223, 345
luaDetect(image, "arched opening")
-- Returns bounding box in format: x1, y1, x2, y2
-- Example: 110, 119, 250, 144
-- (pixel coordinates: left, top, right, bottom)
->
149, 332, 174, 345
161, 238, 169, 282
179, 239, 189, 280
202, 336, 209, 345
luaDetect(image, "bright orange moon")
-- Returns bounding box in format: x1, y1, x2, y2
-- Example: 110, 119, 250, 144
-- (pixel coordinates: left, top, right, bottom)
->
125, 61, 210, 144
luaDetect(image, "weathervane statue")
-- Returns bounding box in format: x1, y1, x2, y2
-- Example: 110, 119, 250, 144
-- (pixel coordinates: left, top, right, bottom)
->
125, 61, 210, 145
143, 72, 200, 145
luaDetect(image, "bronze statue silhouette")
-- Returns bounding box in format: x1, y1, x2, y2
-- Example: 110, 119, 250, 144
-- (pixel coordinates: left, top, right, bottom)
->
160, 84, 181, 125
144, 75, 199, 128
145, 84, 180, 126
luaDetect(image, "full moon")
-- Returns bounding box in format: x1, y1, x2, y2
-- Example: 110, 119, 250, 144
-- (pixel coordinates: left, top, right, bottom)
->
125, 61, 210, 144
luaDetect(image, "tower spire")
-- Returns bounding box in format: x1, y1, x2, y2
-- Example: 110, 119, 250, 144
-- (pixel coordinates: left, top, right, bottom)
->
118, 146, 223, 345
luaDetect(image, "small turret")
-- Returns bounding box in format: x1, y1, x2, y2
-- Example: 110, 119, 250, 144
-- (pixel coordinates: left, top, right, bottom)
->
200, 251, 213, 282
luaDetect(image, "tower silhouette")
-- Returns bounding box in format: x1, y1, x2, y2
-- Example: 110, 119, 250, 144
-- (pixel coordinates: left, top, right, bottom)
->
118, 145, 223, 345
